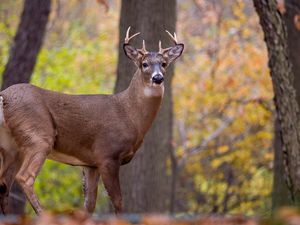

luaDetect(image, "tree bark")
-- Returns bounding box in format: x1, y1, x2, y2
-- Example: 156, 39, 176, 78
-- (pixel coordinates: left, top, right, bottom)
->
272, 0, 300, 210
272, 120, 293, 209
1, 0, 51, 214
115, 0, 176, 213
1, 0, 51, 90
253, 0, 300, 207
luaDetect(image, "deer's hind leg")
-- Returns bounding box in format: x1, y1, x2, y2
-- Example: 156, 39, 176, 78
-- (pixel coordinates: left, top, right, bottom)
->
82, 166, 100, 213
15, 139, 53, 215
0, 148, 20, 214
3, 99, 56, 214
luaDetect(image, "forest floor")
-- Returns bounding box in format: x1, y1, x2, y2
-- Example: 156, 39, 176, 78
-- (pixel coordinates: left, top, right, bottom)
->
1, 208, 300, 225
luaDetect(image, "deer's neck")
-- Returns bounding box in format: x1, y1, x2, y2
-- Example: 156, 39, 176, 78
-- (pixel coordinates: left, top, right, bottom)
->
117, 70, 164, 135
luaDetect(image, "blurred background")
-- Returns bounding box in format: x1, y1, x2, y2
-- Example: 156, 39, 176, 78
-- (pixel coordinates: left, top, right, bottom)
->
0, 0, 274, 216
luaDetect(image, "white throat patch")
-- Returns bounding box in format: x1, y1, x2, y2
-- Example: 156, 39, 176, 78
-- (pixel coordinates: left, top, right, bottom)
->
143, 85, 164, 97
144, 87, 154, 97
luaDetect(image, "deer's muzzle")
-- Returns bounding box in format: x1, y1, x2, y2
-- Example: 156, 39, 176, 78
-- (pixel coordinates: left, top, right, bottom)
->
152, 74, 164, 84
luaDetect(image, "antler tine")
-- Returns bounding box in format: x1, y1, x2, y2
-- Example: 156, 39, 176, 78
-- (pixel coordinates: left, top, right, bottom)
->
165, 30, 178, 44
173, 32, 178, 43
125, 26, 141, 44
137, 39, 148, 54
159, 40, 162, 52
142, 40, 146, 51
159, 30, 180, 54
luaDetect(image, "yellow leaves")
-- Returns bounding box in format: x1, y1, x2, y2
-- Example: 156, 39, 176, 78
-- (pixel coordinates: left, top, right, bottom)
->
186, 156, 203, 174
177, 0, 273, 216
232, 0, 246, 23
241, 28, 251, 39
256, 130, 273, 142
211, 159, 222, 169
218, 145, 229, 154
264, 152, 273, 162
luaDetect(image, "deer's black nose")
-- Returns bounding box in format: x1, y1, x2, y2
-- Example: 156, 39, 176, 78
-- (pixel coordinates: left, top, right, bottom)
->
152, 74, 164, 84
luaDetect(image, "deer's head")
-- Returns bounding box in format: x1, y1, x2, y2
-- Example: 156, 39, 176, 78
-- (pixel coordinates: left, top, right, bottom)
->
123, 27, 184, 86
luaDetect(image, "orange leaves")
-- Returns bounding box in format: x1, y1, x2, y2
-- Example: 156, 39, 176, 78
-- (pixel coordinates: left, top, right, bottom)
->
0, 213, 261, 225
277, 0, 286, 15
174, 0, 274, 215
294, 14, 300, 30
5, 211, 300, 225
96, 0, 109, 12
142, 215, 179, 225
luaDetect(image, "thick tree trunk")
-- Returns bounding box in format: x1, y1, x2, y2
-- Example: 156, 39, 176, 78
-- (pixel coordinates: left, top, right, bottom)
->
253, 0, 300, 206
1, 0, 51, 214
115, 0, 176, 213
272, 0, 300, 209
272, 120, 293, 209
1, 0, 51, 90
272, 118, 293, 211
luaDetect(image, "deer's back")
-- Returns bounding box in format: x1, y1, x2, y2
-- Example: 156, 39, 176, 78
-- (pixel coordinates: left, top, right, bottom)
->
0, 84, 140, 166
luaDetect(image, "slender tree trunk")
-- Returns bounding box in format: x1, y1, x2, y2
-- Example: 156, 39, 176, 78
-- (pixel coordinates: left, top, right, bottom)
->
1, 0, 51, 90
253, 0, 300, 207
115, 0, 176, 213
169, 149, 178, 214
272, 0, 300, 210
1, 0, 51, 214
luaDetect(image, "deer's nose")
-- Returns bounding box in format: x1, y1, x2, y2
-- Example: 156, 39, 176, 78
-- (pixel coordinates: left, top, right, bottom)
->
152, 74, 164, 84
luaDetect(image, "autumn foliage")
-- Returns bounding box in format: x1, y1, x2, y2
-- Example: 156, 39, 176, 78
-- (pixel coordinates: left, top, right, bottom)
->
0, 212, 262, 225
172, 0, 272, 215
2, 208, 300, 225
0, 0, 274, 216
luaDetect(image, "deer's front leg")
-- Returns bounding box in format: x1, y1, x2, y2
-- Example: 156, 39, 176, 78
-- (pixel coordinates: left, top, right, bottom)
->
99, 160, 122, 214
82, 167, 100, 213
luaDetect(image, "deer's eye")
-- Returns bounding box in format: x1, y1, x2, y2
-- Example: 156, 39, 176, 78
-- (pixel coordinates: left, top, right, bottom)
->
142, 63, 149, 68
162, 62, 167, 68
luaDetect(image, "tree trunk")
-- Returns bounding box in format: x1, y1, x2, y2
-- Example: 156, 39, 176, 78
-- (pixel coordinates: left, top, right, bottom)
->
1, 0, 51, 90
115, 0, 176, 213
253, 0, 300, 206
272, 0, 300, 210
272, 120, 293, 209
1, 0, 51, 214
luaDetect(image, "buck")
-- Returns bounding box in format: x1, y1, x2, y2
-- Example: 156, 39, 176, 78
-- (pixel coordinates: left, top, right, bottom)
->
0, 27, 184, 214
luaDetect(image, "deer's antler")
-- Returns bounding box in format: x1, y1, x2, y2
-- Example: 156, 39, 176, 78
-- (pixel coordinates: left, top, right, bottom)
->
141, 40, 148, 54
165, 30, 179, 44
159, 30, 180, 54
124, 26, 140, 44
125, 27, 148, 54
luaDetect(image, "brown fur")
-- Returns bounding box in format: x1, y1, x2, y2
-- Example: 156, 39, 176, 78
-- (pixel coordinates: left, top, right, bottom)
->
0, 29, 184, 214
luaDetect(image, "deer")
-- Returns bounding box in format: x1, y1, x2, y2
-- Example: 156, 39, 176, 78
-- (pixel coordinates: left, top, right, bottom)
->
0, 27, 184, 215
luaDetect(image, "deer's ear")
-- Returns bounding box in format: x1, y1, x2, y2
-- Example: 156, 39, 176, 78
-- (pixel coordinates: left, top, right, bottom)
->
124, 44, 142, 62
164, 44, 184, 64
